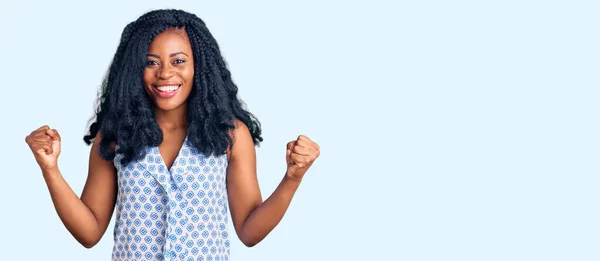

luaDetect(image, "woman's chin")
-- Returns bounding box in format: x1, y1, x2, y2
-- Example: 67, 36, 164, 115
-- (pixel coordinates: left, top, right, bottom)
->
153, 100, 186, 112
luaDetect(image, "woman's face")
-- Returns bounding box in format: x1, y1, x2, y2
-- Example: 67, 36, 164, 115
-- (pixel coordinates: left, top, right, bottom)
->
143, 28, 195, 112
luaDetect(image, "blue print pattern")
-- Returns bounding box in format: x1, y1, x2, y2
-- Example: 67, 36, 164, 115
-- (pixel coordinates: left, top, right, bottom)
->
112, 136, 230, 261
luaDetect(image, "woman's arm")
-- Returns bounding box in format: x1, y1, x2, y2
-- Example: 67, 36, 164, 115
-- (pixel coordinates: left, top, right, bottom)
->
27, 127, 118, 248
226, 121, 320, 247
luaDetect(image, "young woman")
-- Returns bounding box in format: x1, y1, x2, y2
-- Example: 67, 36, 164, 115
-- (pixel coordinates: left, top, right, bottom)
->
25, 9, 320, 261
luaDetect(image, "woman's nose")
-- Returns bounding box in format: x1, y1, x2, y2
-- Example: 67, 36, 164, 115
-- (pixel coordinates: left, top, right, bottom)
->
157, 65, 174, 79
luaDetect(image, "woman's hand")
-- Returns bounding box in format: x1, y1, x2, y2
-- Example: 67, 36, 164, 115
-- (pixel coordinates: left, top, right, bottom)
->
285, 135, 320, 181
25, 125, 61, 171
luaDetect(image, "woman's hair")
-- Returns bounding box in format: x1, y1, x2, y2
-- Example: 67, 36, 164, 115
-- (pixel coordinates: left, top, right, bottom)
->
83, 9, 262, 166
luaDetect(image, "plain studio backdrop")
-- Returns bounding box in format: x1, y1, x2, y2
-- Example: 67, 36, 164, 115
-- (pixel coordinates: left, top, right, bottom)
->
0, 0, 598, 260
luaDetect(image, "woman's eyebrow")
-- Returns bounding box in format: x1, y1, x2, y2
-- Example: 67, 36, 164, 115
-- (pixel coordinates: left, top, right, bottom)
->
146, 52, 189, 58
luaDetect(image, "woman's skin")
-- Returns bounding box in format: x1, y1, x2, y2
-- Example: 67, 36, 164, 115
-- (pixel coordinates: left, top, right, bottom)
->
25, 27, 320, 248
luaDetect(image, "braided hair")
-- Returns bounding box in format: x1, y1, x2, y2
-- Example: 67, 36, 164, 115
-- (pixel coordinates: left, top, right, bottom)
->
83, 9, 263, 166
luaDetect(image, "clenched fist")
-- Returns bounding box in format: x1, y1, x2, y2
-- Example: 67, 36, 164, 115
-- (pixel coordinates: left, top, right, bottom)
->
285, 135, 320, 181
25, 125, 61, 171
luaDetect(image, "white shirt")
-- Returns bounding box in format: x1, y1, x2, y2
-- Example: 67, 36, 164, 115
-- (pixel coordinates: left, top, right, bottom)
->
112, 136, 231, 261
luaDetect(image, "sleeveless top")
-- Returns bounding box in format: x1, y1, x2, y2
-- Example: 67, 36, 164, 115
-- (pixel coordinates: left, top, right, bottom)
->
111, 136, 231, 261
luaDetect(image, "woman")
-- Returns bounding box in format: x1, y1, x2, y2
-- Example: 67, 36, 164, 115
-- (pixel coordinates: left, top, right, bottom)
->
25, 9, 319, 261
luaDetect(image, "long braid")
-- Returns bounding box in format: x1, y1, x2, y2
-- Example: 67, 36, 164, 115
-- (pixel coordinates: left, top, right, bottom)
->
84, 21, 137, 145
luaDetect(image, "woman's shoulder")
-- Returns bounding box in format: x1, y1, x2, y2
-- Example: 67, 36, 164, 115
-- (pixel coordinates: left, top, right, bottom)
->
231, 119, 252, 139
91, 131, 118, 150
226, 119, 252, 154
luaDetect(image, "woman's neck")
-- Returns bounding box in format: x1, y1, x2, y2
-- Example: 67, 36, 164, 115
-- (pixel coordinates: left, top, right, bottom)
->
154, 104, 187, 132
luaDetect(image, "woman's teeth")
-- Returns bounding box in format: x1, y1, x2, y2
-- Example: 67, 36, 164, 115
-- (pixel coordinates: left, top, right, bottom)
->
156, 85, 179, 92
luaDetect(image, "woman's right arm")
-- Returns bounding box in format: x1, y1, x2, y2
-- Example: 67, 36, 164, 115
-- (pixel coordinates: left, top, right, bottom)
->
27, 126, 117, 248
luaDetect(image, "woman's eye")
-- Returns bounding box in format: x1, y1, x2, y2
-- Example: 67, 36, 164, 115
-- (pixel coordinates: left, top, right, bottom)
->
146, 61, 158, 66
174, 59, 185, 64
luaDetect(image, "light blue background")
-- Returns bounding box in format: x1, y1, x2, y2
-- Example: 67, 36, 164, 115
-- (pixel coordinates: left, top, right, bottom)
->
0, 0, 598, 260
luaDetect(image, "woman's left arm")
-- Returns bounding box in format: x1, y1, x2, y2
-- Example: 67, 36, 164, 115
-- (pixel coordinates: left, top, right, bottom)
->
226, 121, 320, 247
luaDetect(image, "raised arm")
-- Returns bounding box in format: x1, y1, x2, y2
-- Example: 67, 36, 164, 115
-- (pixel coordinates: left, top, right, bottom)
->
26, 126, 118, 248
226, 121, 320, 247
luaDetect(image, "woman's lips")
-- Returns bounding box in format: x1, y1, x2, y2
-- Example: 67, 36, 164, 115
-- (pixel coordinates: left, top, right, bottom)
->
153, 84, 181, 98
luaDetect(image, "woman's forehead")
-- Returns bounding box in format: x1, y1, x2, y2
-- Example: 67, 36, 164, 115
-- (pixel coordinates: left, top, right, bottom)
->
149, 28, 192, 52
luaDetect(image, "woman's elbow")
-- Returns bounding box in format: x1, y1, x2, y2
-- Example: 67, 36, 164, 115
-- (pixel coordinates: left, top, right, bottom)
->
77, 236, 101, 249
239, 233, 262, 248
82, 243, 96, 249
241, 239, 259, 248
